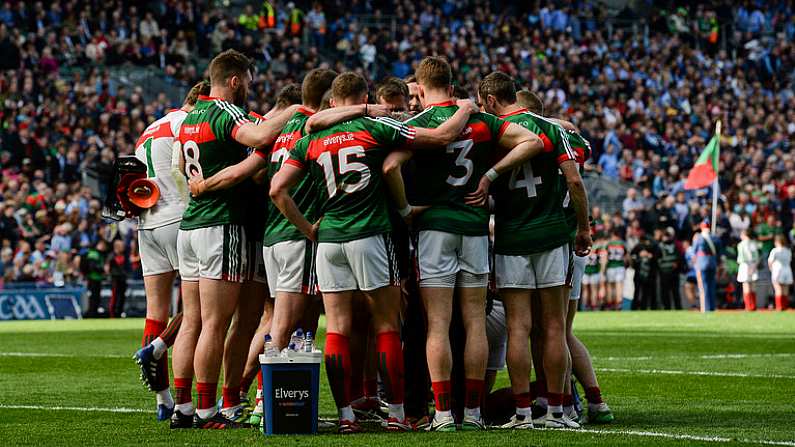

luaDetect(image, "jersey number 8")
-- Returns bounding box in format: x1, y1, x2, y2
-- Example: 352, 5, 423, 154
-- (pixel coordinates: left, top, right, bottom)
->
178, 140, 203, 179
317, 145, 371, 198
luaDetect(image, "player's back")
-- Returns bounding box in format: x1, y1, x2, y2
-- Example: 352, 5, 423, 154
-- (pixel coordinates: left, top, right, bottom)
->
407, 102, 509, 236
134, 109, 188, 229
287, 116, 414, 243
177, 96, 251, 230
493, 109, 574, 254
260, 107, 319, 246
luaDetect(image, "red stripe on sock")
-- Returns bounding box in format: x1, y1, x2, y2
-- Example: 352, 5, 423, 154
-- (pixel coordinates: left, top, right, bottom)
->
563, 393, 574, 406
196, 382, 217, 411
464, 378, 484, 409
585, 386, 603, 404
174, 377, 192, 405
324, 332, 352, 409
515, 392, 532, 409
376, 331, 404, 404
222, 386, 240, 409
431, 380, 452, 412
142, 318, 166, 347
547, 392, 563, 407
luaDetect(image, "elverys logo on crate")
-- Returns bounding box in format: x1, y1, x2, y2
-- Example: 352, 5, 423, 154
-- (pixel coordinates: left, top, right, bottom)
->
271, 369, 313, 432
275, 387, 309, 400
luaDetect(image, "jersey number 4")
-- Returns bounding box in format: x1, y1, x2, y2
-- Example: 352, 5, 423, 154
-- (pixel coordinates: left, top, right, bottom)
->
317, 146, 371, 198
509, 162, 542, 198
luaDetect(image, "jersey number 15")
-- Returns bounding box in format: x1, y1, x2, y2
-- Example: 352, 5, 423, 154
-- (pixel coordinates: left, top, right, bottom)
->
317, 146, 371, 198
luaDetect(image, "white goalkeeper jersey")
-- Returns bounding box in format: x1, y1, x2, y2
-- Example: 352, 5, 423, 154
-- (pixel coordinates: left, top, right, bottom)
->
133, 109, 189, 230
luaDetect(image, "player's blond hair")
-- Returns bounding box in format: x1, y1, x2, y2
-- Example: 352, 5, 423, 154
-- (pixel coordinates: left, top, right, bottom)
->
415, 56, 452, 90
302, 68, 338, 110
184, 80, 211, 106
517, 90, 544, 115
331, 72, 368, 101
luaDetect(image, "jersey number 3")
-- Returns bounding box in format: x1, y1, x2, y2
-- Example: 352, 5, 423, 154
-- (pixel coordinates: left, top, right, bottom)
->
317, 146, 371, 198
446, 139, 474, 186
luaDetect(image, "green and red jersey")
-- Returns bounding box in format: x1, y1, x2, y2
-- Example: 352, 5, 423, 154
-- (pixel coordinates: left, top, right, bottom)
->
286, 116, 416, 243
255, 107, 320, 246
561, 129, 593, 238
178, 95, 254, 230
585, 241, 603, 274
606, 239, 627, 268
405, 101, 509, 236
492, 108, 575, 255
242, 110, 269, 242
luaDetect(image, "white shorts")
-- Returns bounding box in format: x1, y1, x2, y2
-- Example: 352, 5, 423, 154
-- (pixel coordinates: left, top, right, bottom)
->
737, 263, 759, 283
606, 266, 625, 283
139, 221, 180, 276
569, 254, 587, 300
263, 239, 318, 298
177, 224, 248, 283
486, 299, 507, 371
582, 272, 601, 285
772, 265, 794, 285
246, 239, 267, 284
495, 243, 572, 290
416, 230, 489, 286
316, 234, 399, 293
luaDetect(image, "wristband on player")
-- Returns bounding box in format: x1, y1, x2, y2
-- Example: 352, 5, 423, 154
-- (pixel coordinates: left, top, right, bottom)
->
398, 204, 412, 218
364, 103, 369, 117
485, 168, 499, 182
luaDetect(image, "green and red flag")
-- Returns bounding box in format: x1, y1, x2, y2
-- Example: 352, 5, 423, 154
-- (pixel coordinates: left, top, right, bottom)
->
685, 125, 720, 190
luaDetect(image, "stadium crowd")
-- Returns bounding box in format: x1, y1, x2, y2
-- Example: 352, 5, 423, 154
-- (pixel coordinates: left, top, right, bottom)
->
0, 0, 793, 311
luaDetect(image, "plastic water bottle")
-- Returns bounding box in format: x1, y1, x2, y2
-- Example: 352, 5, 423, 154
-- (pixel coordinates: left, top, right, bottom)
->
289, 328, 304, 352
263, 334, 278, 357
304, 331, 313, 353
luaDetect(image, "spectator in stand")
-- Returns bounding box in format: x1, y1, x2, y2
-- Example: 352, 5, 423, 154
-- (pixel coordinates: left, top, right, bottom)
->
736, 229, 760, 311
657, 227, 683, 310
622, 188, 645, 219
106, 239, 128, 318
768, 234, 792, 311
631, 234, 660, 310
81, 239, 107, 318
693, 222, 720, 312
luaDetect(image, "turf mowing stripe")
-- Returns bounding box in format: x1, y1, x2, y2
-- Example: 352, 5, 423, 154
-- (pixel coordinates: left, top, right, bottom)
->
596, 353, 795, 361
596, 367, 795, 379
0, 404, 147, 413
2, 404, 793, 446
0, 352, 128, 359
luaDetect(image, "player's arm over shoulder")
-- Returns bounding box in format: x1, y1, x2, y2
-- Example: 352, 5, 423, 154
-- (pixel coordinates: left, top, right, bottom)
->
232, 104, 301, 148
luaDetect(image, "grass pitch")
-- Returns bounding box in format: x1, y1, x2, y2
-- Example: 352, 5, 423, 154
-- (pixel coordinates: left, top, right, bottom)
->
1, 311, 793, 446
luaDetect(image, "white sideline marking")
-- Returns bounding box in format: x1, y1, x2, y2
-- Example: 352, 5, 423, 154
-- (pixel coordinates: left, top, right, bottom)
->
577, 428, 795, 446
583, 331, 794, 340
597, 367, 795, 380
2, 404, 793, 446
0, 404, 147, 413
596, 353, 795, 361
0, 352, 127, 359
